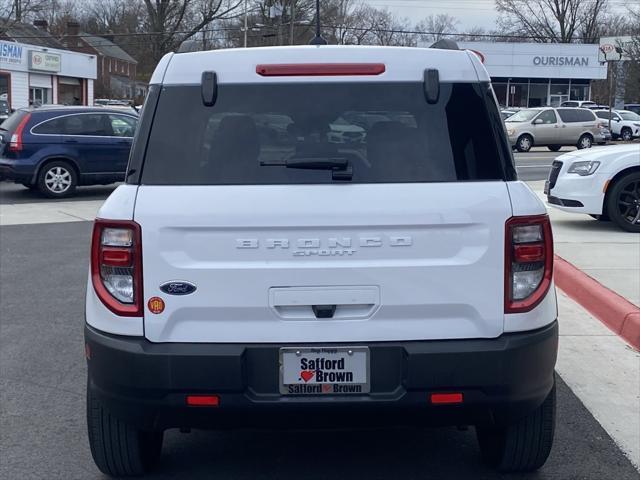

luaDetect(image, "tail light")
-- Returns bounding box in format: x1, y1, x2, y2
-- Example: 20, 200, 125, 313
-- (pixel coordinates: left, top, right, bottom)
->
7, 113, 31, 152
505, 215, 553, 314
91, 219, 143, 316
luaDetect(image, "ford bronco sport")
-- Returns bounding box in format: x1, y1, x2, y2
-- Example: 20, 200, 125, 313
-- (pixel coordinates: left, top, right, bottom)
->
85, 44, 558, 477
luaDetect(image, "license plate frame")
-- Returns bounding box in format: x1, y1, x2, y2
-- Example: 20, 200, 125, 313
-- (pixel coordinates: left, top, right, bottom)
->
279, 346, 370, 395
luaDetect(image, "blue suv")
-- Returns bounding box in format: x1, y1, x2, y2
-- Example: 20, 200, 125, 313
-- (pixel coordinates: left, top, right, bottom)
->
0, 106, 138, 197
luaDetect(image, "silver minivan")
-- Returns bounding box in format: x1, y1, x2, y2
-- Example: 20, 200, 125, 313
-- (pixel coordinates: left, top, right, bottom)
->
506, 107, 606, 152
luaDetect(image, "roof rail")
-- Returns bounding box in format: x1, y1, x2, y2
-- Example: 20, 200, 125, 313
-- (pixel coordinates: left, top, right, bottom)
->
429, 39, 459, 51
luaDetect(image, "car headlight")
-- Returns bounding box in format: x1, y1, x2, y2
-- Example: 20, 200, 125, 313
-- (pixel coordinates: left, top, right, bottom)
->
507, 128, 515, 136
567, 161, 601, 176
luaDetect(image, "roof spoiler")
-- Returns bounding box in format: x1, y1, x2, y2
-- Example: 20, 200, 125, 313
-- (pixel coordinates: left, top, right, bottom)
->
429, 39, 459, 51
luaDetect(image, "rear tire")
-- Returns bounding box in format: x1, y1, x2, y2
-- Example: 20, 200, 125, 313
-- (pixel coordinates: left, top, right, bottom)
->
36, 160, 77, 198
547, 145, 561, 152
87, 383, 163, 477
476, 381, 556, 472
516, 135, 533, 152
577, 134, 593, 149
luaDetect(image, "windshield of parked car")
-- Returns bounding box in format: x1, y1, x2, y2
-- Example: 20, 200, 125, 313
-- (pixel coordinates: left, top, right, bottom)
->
505, 109, 539, 123
619, 111, 640, 121
140, 82, 514, 184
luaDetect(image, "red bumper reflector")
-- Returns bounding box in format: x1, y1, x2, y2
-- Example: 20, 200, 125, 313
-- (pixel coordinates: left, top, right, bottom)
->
430, 393, 464, 405
513, 243, 545, 263
186, 395, 220, 407
256, 63, 386, 77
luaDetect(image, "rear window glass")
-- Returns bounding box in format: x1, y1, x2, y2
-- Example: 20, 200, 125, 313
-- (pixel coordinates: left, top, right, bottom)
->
557, 108, 595, 123
0, 110, 27, 131
141, 82, 512, 185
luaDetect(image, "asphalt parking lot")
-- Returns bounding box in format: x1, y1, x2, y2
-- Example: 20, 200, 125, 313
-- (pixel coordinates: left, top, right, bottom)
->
1, 223, 638, 479
1, 148, 638, 479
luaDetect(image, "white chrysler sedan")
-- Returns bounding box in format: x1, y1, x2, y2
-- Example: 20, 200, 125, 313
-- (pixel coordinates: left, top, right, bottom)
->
545, 144, 640, 232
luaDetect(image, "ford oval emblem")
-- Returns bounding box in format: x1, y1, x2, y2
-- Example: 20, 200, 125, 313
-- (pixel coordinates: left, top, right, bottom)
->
159, 281, 197, 296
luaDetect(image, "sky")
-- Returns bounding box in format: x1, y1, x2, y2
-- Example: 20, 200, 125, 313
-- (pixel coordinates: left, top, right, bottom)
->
362, 0, 499, 30
361, 0, 631, 31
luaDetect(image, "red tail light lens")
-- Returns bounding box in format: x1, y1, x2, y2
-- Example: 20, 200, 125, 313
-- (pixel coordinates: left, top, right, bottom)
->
505, 215, 553, 314
8, 113, 31, 152
91, 219, 143, 316
256, 63, 386, 77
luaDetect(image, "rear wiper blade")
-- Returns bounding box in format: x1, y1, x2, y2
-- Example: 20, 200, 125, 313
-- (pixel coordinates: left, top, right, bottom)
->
261, 156, 352, 181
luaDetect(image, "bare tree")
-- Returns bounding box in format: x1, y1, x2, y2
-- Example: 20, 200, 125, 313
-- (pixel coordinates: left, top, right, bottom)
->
0, 0, 50, 21
415, 14, 458, 44
495, 0, 608, 43
143, 0, 243, 62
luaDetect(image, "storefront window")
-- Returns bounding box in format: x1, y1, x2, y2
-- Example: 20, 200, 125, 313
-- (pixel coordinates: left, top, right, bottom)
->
529, 83, 548, 107
29, 87, 51, 107
0, 72, 9, 107
570, 84, 589, 101
59, 77, 83, 105
508, 83, 528, 108
492, 83, 508, 108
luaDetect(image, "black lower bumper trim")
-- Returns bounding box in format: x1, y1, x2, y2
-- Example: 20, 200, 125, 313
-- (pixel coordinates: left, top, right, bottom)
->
85, 322, 558, 430
547, 195, 584, 207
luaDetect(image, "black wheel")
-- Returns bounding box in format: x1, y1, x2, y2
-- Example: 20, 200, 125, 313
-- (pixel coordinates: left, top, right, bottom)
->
87, 383, 163, 477
476, 381, 556, 472
516, 135, 533, 152
621, 127, 633, 142
577, 134, 593, 149
547, 145, 561, 152
36, 160, 77, 198
606, 171, 640, 232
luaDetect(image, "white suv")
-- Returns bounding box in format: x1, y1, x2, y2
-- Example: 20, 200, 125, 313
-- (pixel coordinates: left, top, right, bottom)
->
85, 45, 558, 477
594, 109, 640, 141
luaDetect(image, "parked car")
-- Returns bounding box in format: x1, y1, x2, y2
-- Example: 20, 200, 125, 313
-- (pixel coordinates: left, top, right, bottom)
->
545, 144, 640, 232
85, 44, 558, 477
0, 99, 11, 122
594, 110, 640, 141
623, 104, 640, 115
506, 107, 606, 152
501, 109, 517, 120
560, 100, 597, 108
0, 106, 138, 197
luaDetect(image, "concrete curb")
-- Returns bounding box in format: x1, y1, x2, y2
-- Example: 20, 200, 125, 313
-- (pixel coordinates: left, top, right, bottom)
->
554, 254, 640, 351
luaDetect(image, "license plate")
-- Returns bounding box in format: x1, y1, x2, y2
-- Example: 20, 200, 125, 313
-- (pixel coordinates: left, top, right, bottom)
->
279, 346, 370, 395
544, 180, 550, 195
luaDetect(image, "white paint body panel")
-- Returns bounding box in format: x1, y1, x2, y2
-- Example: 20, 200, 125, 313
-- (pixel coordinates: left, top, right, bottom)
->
154, 46, 488, 86
548, 144, 640, 215
134, 183, 515, 343
85, 275, 143, 336
95, 184, 138, 220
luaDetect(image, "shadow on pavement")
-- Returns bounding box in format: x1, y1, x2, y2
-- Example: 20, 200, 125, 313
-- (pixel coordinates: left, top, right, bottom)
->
0, 181, 118, 204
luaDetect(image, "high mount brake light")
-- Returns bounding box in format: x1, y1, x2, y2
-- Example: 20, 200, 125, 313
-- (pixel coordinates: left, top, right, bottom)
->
91, 219, 143, 316
505, 215, 553, 314
8, 113, 31, 152
255, 63, 386, 77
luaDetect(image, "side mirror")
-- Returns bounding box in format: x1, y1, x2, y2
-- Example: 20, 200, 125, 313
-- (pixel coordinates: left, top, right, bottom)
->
533, 118, 544, 125
614, 118, 621, 122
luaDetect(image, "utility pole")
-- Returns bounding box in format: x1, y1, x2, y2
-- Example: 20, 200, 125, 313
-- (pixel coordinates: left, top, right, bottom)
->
243, 0, 248, 47
290, 0, 295, 45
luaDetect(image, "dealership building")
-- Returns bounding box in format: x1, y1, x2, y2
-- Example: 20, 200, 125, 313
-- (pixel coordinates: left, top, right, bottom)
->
0, 39, 97, 109
457, 42, 608, 108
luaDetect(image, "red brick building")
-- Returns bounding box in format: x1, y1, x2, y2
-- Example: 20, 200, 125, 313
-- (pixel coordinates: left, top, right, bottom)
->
61, 22, 138, 101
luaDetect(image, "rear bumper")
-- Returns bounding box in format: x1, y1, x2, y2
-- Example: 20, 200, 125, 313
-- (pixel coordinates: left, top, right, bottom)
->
0, 159, 33, 184
85, 321, 558, 430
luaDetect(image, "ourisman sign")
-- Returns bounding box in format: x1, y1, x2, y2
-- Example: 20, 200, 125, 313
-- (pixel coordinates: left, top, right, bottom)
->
533, 56, 589, 67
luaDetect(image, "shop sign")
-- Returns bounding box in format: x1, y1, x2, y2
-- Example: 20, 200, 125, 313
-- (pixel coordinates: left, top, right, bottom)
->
532, 56, 589, 67
29, 50, 61, 72
0, 42, 24, 66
